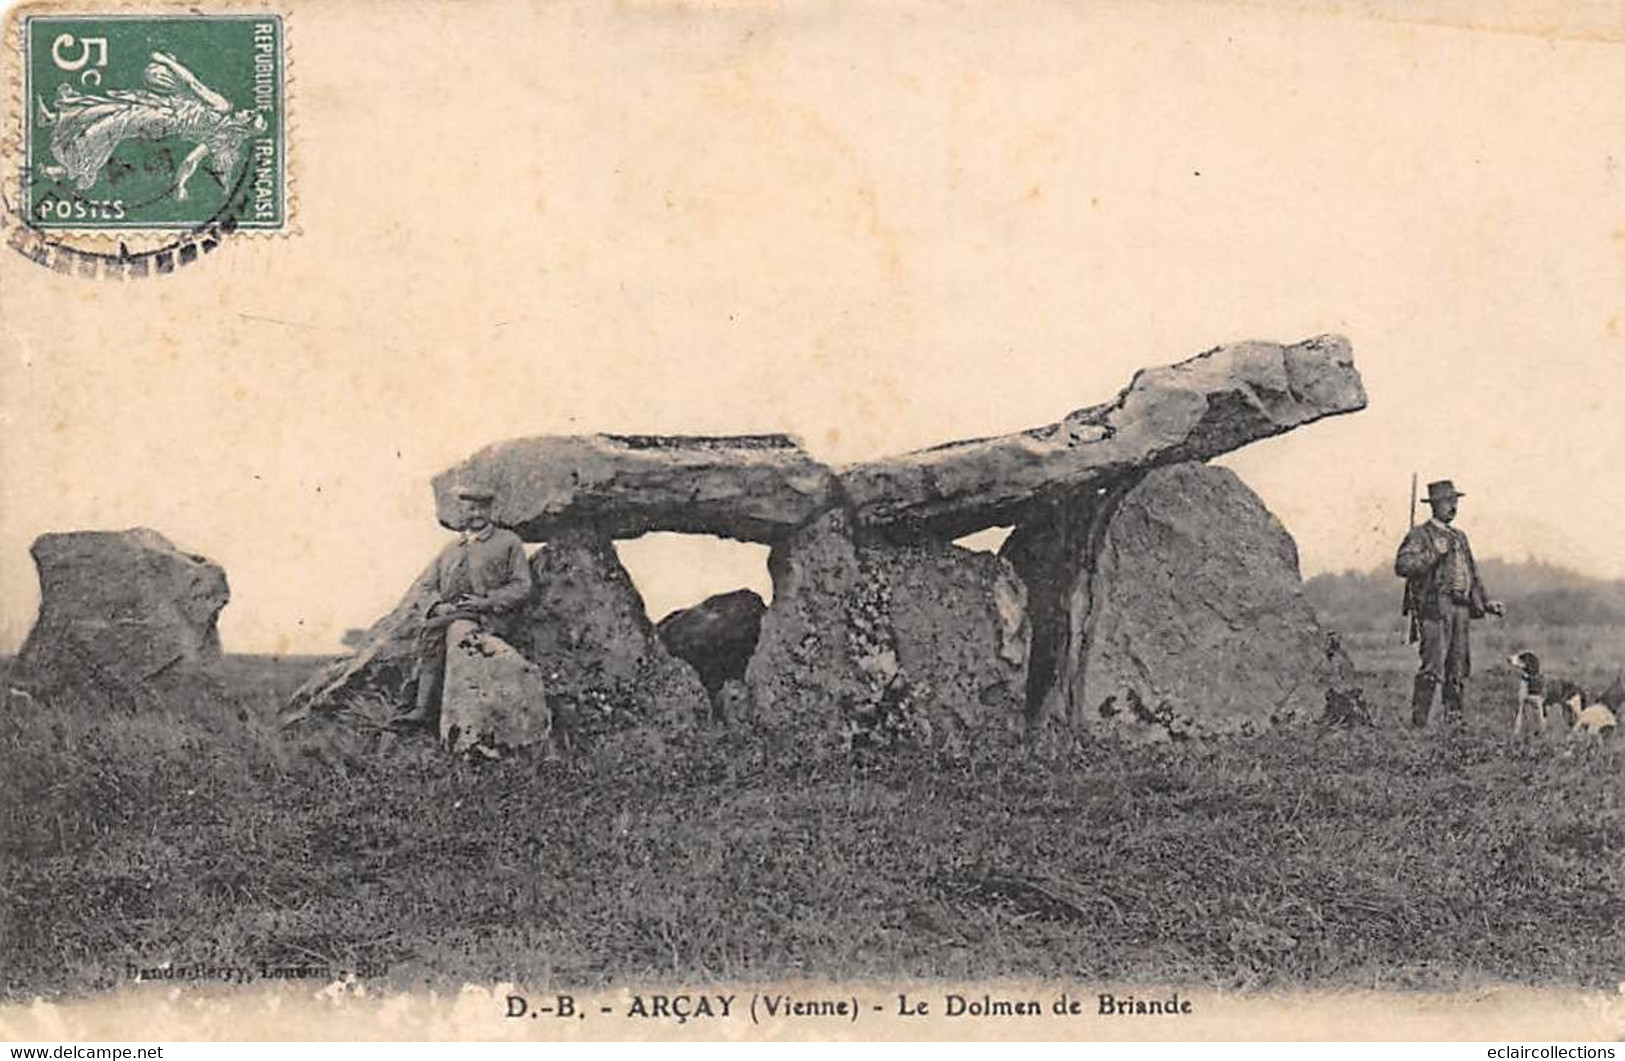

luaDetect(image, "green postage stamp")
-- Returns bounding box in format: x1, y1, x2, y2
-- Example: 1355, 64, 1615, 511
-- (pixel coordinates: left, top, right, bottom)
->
22, 12, 285, 231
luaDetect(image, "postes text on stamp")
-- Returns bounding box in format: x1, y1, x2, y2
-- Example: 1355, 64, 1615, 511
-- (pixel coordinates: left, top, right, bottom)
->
24, 13, 284, 232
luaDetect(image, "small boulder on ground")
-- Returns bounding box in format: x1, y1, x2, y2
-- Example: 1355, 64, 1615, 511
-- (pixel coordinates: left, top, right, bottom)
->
18, 528, 230, 694
656, 589, 767, 714
438, 620, 552, 754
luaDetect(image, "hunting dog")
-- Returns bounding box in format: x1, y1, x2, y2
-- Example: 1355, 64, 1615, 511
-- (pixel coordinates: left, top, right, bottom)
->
1506, 651, 1619, 742
1569, 699, 1619, 742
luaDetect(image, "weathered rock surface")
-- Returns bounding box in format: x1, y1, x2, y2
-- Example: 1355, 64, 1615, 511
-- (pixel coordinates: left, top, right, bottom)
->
1006, 462, 1328, 741
1001, 481, 1136, 724
510, 528, 710, 731
428, 335, 1362, 550
438, 620, 553, 754
875, 539, 1030, 744
840, 334, 1364, 540
19, 528, 230, 688
432, 434, 836, 544
656, 589, 767, 709
745, 510, 859, 729
746, 510, 1030, 745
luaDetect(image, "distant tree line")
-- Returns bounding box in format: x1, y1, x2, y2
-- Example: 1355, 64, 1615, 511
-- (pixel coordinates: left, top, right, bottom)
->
1305, 559, 1625, 632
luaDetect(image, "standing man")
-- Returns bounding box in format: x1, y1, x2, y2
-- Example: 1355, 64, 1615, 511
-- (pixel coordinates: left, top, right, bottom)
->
1394, 480, 1505, 727
395, 484, 534, 727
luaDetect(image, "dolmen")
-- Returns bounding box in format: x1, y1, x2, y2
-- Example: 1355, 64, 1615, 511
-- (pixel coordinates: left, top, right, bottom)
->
286, 334, 1366, 747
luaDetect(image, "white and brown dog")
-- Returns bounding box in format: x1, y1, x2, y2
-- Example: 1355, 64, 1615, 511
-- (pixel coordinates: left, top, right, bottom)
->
1506, 651, 1618, 741
1507, 650, 1579, 737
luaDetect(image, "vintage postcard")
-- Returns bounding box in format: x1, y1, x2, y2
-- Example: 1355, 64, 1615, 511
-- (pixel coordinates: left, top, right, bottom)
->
1, 0, 1622, 1045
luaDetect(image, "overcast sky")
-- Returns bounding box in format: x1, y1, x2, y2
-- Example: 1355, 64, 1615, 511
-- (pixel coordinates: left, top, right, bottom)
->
2, 0, 1621, 654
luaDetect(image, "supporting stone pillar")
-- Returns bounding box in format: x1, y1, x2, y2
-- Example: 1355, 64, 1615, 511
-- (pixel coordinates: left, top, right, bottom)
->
1006, 463, 1331, 741
746, 509, 1030, 749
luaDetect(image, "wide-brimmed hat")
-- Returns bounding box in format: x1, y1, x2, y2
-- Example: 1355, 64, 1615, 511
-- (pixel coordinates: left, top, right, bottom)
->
453, 484, 496, 502
1422, 480, 1465, 504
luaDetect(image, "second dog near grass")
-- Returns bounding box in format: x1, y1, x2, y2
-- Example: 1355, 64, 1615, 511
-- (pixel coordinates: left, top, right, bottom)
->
1505, 649, 1620, 742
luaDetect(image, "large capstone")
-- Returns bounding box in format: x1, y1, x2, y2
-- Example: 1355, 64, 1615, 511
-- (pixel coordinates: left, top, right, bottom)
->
1005, 462, 1329, 740
18, 528, 230, 691
746, 510, 1029, 747
432, 434, 836, 544
426, 336, 1362, 551
840, 334, 1365, 540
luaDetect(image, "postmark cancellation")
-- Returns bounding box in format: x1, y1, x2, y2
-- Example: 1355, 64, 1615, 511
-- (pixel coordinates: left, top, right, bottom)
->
4, 6, 287, 274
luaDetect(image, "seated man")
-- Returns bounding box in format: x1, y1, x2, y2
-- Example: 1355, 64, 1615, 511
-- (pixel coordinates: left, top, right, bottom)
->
395, 484, 534, 727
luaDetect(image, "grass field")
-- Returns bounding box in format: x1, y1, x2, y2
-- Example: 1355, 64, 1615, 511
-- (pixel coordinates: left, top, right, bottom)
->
2, 624, 1622, 1001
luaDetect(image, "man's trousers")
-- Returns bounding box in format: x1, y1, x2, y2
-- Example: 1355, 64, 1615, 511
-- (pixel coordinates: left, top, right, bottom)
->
1411, 603, 1472, 726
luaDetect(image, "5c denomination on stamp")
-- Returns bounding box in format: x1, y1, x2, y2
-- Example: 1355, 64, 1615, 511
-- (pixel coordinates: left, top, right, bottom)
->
23, 12, 285, 231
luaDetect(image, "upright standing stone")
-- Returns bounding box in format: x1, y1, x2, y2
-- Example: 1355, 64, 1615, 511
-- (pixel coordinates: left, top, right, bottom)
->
1001, 479, 1141, 724
1008, 462, 1329, 740
19, 528, 229, 688
746, 510, 1030, 746
745, 510, 863, 731
872, 539, 1030, 746
510, 528, 709, 732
